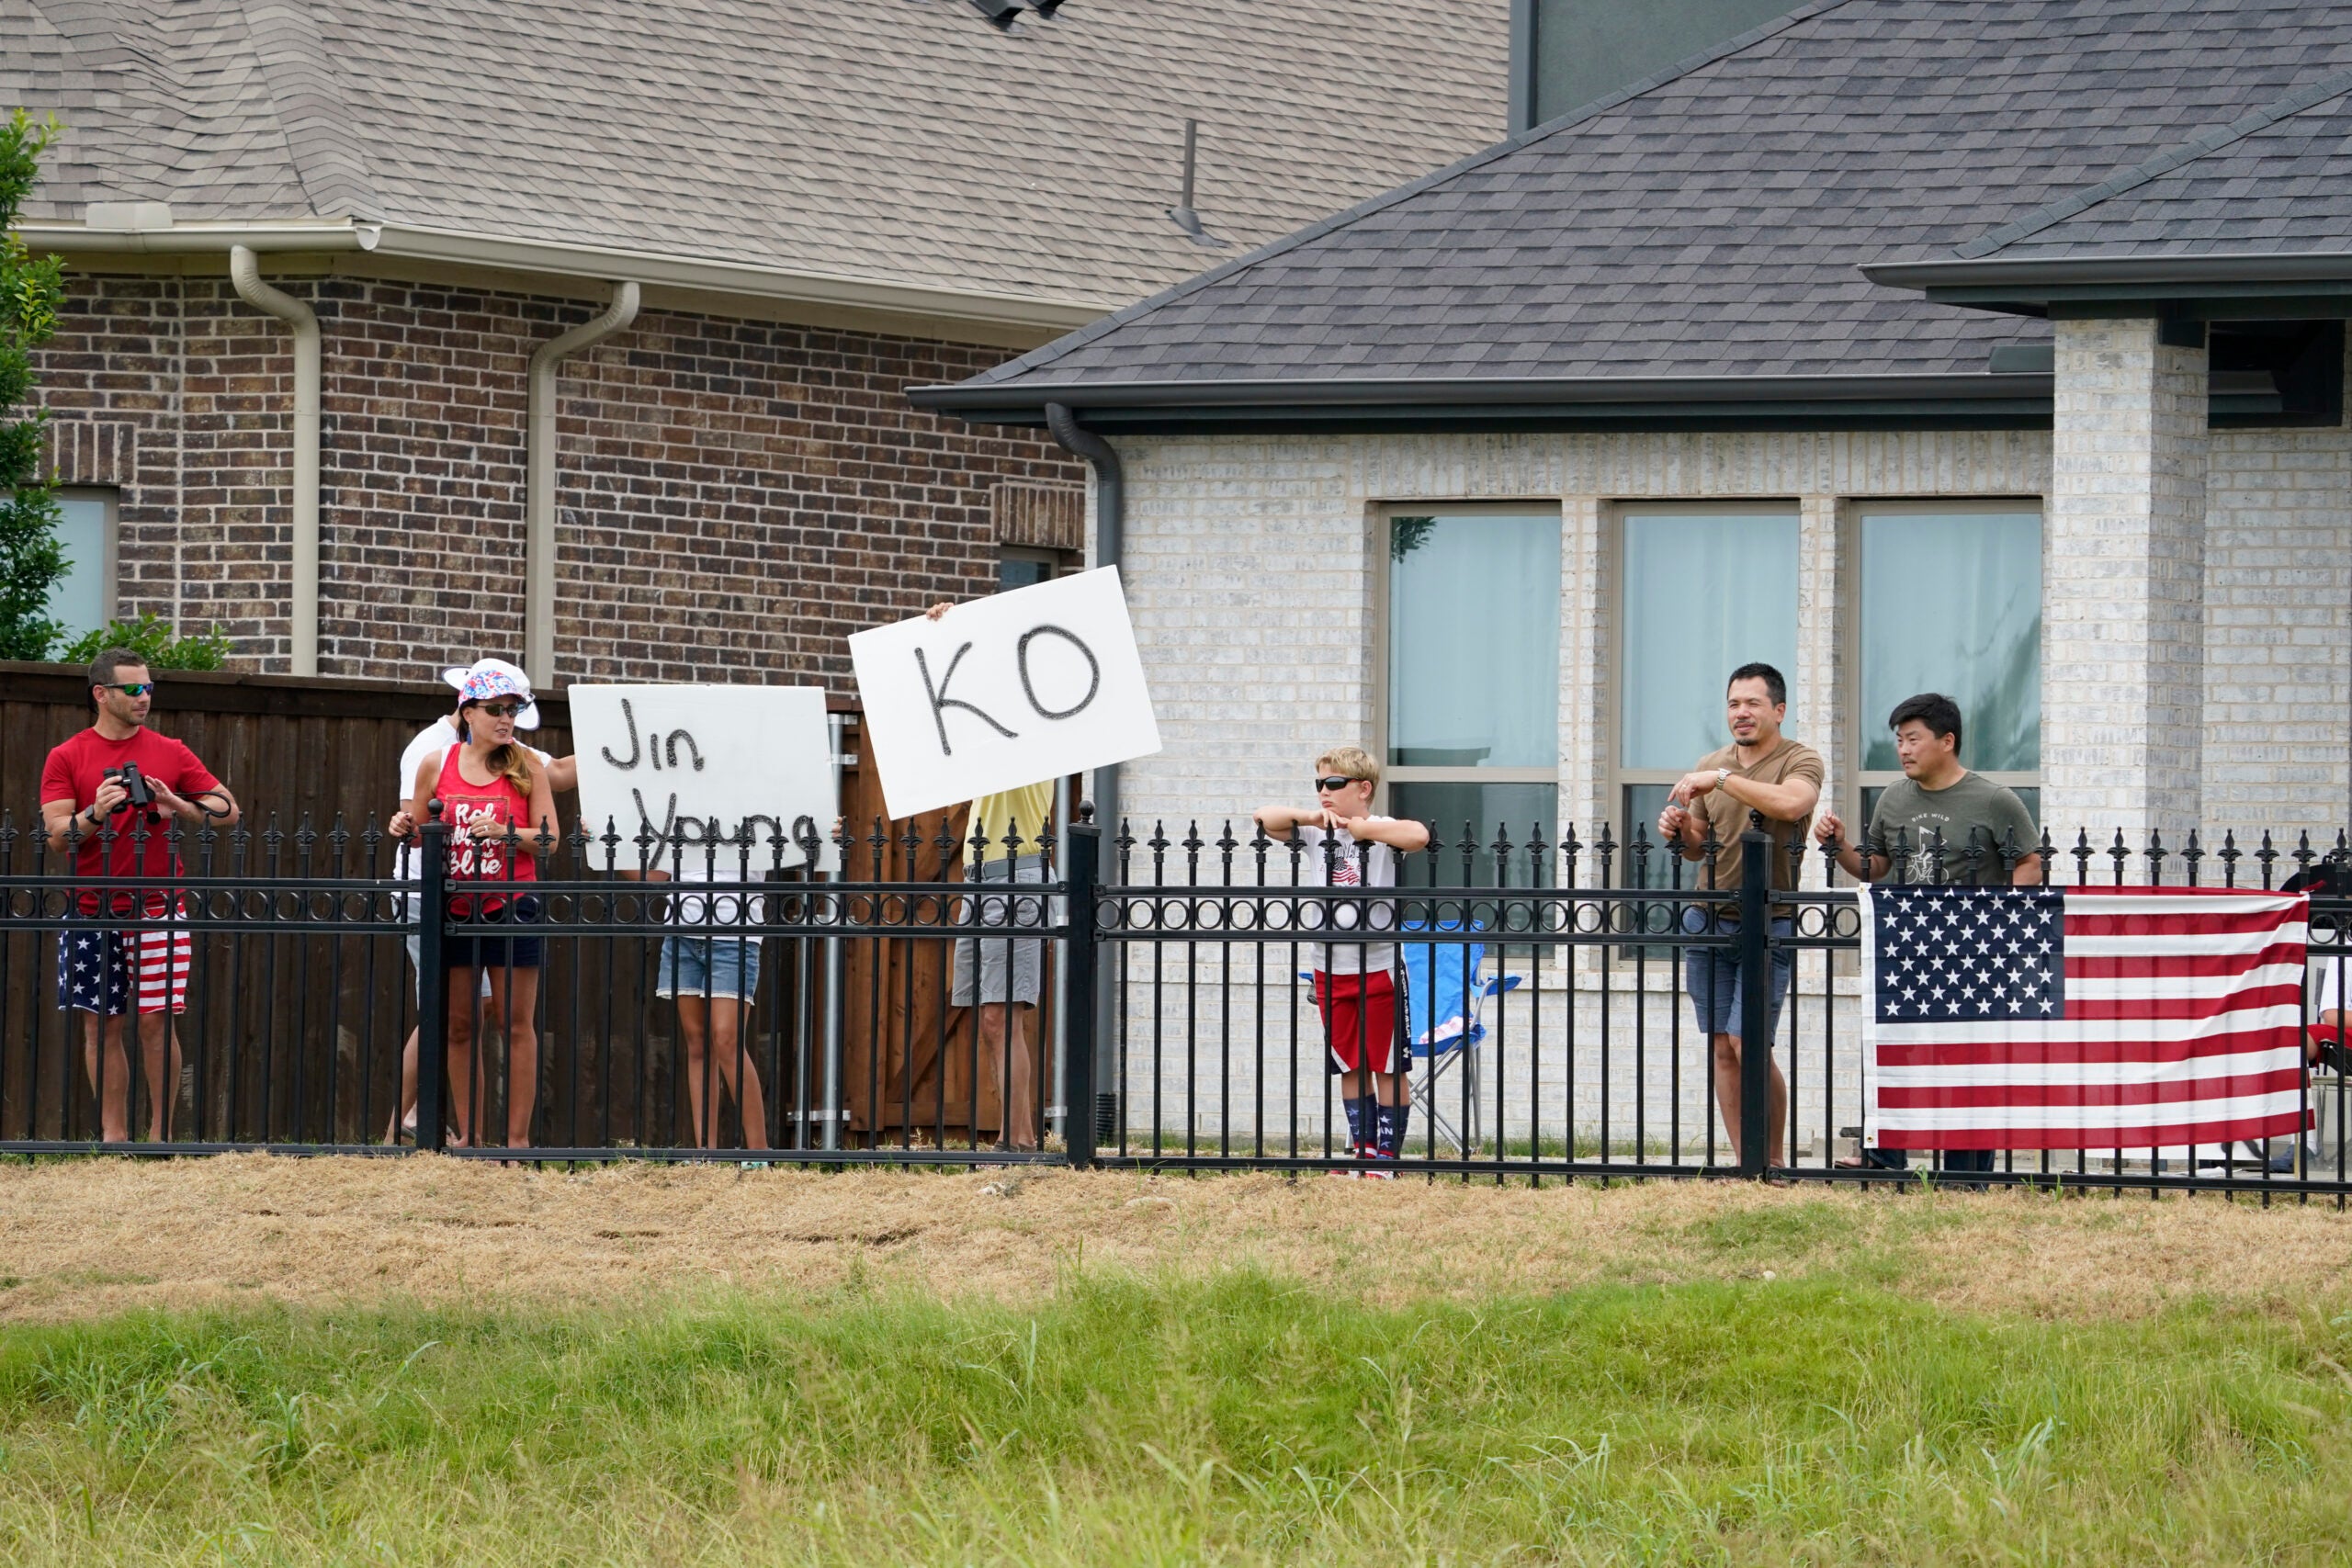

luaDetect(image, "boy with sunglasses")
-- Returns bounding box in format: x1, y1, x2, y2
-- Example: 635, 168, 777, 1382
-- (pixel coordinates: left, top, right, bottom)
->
1254, 748, 1430, 1172
40, 648, 242, 1143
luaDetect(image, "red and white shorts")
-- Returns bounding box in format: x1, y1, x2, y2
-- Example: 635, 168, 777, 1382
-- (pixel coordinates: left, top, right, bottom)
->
57, 900, 193, 1017
1315, 967, 1405, 1077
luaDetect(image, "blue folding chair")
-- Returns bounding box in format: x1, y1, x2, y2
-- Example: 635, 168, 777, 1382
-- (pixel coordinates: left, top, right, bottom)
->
1398, 920, 1521, 1156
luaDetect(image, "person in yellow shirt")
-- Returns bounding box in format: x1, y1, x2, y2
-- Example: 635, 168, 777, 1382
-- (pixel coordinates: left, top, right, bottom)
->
926, 600, 1055, 1150
956, 779, 1053, 1149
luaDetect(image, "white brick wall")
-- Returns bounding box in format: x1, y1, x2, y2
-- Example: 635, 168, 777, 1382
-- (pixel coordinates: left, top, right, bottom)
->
2203, 419, 2352, 843
1088, 412, 2345, 860
1103, 429, 2050, 842
2044, 318, 2212, 845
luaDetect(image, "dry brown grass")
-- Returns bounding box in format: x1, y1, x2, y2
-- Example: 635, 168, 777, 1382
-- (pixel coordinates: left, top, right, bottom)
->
3, 1155, 2350, 1325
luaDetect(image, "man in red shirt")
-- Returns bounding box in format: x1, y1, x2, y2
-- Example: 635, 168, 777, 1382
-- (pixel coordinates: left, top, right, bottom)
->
40, 649, 242, 1143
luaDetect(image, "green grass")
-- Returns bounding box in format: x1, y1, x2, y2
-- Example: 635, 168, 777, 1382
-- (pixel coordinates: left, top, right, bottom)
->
3, 1269, 2351, 1565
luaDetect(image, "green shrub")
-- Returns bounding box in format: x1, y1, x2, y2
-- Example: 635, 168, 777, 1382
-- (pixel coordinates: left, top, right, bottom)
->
57, 612, 232, 671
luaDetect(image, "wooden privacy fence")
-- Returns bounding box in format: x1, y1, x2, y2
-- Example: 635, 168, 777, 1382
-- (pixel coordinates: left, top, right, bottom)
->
0, 660, 1004, 1146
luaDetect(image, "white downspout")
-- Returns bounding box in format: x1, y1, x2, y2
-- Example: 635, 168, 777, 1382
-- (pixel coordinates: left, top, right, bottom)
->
229, 245, 321, 675
526, 282, 639, 684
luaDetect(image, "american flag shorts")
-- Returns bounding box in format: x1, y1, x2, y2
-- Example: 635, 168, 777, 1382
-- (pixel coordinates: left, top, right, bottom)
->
56, 902, 193, 1017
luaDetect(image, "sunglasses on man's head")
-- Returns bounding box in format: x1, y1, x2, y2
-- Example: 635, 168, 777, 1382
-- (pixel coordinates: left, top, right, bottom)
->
1314, 775, 1366, 792
475, 701, 523, 718
102, 682, 153, 697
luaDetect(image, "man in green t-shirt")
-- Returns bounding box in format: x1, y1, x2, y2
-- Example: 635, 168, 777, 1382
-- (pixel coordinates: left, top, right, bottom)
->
1813, 694, 2041, 889
1814, 693, 2039, 1179
1657, 662, 1825, 1174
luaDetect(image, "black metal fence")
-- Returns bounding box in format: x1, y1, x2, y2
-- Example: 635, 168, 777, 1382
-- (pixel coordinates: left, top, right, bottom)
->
3, 802, 2347, 1198
1093, 816, 2352, 1197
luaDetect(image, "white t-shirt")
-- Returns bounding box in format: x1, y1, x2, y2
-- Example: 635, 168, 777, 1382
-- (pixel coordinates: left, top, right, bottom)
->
655, 847, 765, 929
1289, 819, 1399, 975
2316, 959, 2345, 1019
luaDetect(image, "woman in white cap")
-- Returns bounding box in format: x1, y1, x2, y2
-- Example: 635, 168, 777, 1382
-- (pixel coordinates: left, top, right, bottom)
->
384, 660, 573, 1143
400, 665, 561, 1152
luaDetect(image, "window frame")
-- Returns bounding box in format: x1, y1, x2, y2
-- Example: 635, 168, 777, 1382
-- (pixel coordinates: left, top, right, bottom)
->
1370, 500, 1566, 843
996, 544, 1067, 592
1838, 497, 2045, 857
1607, 499, 1803, 884
50, 486, 119, 642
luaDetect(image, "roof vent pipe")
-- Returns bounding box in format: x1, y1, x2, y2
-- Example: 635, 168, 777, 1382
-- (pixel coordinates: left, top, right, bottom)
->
228, 245, 322, 676
1044, 400, 1121, 1143
1168, 119, 1204, 238
525, 281, 639, 686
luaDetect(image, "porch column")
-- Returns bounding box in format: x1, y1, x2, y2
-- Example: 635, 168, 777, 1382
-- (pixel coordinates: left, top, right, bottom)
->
2042, 316, 2210, 851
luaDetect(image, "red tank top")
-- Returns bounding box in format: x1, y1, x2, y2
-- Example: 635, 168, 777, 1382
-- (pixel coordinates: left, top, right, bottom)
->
432, 744, 538, 913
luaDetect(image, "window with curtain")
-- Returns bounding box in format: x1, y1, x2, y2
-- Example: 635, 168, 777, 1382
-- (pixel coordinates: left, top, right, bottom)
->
1854, 506, 2042, 833
1383, 508, 1560, 883
48, 490, 116, 642
1616, 506, 1800, 888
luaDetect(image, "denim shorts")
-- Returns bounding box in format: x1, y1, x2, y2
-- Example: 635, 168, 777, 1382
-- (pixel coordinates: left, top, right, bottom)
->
657, 933, 763, 1001
442, 897, 543, 970
1681, 905, 1794, 1042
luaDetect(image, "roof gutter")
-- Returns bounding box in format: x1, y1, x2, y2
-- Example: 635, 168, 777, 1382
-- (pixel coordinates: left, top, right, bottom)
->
28, 217, 379, 254
228, 246, 322, 676
1861, 251, 2352, 313
1863, 251, 2352, 292
19, 217, 1107, 332
526, 281, 640, 686
910, 371, 2056, 433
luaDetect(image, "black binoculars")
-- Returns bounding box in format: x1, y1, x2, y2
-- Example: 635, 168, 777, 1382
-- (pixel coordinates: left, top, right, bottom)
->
102, 763, 153, 813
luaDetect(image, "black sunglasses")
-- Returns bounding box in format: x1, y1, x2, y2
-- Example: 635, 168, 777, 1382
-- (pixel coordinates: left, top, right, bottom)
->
474, 701, 524, 719
1313, 775, 1366, 792
101, 682, 153, 697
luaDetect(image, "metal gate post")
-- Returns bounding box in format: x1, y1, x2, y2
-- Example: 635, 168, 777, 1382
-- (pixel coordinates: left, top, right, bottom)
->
1062, 814, 1102, 1170
1736, 818, 1771, 1179
415, 804, 450, 1153
820, 862, 844, 1152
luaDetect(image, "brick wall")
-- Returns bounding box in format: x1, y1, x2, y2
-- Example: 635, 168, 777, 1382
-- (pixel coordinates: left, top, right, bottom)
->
2204, 407, 2352, 836
35, 269, 1080, 689
32, 275, 187, 628
1110, 429, 2055, 850
1107, 419, 2346, 858
2044, 318, 2211, 843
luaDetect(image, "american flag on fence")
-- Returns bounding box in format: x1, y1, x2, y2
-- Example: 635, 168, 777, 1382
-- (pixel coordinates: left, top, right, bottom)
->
1859, 885, 2310, 1151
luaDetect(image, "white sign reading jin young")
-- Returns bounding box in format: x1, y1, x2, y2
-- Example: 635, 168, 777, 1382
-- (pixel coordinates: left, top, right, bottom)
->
568, 684, 838, 871
847, 566, 1160, 821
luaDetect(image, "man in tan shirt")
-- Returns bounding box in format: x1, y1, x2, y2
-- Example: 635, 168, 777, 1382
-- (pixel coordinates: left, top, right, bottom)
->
1656, 662, 1823, 1171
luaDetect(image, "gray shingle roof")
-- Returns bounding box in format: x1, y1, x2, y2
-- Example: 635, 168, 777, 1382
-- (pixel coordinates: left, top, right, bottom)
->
4, 0, 1505, 311
1963, 70, 2352, 259
956, 0, 2352, 392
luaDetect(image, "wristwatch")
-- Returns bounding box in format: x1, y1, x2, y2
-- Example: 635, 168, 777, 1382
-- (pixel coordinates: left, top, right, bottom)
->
1714, 767, 1730, 790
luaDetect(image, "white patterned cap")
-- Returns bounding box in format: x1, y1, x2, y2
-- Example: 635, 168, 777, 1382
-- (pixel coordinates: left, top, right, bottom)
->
438, 658, 539, 729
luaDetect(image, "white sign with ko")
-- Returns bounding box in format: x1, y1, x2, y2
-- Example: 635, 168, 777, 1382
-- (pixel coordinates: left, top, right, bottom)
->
569, 684, 838, 871
848, 566, 1160, 821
